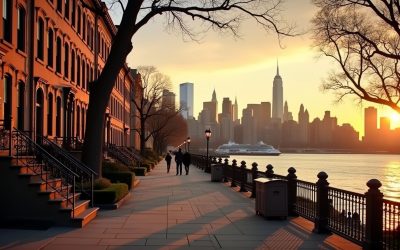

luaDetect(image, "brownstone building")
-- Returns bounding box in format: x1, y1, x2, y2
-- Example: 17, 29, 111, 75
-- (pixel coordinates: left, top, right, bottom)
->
0, 0, 139, 148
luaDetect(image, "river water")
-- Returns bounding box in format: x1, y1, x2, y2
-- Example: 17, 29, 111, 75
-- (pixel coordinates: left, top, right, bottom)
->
228, 154, 400, 202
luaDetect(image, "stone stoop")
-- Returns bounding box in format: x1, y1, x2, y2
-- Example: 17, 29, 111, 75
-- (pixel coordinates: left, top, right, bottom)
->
0, 156, 99, 228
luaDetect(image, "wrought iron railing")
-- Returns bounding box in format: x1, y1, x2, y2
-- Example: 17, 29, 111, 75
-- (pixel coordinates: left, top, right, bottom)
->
0, 119, 12, 155
106, 144, 135, 169
191, 154, 400, 249
13, 128, 79, 217
118, 146, 144, 165
53, 136, 84, 151
383, 199, 400, 249
39, 136, 97, 206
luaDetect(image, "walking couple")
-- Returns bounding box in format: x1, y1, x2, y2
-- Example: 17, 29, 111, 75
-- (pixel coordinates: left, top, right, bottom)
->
165, 148, 191, 175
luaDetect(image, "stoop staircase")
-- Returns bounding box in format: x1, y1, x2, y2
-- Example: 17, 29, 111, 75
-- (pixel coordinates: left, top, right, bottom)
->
0, 126, 98, 228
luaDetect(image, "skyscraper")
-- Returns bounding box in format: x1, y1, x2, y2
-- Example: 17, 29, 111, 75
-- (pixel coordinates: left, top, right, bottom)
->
179, 82, 194, 119
364, 106, 378, 143
272, 62, 283, 121
162, 89, 176, 110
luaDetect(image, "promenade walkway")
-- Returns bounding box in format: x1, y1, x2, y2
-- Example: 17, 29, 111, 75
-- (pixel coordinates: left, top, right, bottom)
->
0, 161, 361, 249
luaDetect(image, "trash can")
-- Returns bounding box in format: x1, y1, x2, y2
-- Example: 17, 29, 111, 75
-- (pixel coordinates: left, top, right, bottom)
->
254, 178, 287, 218
211, 163, 224, 182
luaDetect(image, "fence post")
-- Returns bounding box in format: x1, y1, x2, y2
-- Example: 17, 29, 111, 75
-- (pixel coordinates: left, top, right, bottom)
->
223, 158, 229, 182
250, 162, 258, 198
239, 161, 247, 192
287, 167, 298, 216
231, 159, 237, 187
313, 171, 330, 234
266, 164, 274, 178
8, 117, 13, 156
363, 179, 383, 250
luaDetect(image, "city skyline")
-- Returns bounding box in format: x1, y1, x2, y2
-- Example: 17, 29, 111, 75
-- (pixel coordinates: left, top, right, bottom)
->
120, 0, 400, 135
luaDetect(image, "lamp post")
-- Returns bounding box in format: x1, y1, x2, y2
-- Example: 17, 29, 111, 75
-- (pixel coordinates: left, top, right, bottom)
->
205, 129, 211, 173
187, 137, 191, 152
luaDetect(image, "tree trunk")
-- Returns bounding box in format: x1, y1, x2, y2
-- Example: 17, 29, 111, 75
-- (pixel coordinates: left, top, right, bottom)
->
140, 118, 146, 154
82, 1, 144, 175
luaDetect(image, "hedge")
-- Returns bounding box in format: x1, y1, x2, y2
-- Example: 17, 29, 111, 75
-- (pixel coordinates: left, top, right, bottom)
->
103, 171, 135, 190
133, 167, 147, 176
103, 161, 130, 173
93, 183, 129, 204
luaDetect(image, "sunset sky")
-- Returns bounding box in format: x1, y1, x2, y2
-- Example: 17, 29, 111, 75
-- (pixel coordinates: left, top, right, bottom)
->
109, 1, 400, 136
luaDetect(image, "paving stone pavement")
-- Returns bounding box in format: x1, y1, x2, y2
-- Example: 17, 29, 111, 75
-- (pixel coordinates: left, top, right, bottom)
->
0, 161, 361, 249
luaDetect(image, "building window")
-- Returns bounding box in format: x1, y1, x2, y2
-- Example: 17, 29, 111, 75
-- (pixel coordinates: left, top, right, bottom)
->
77, 7, 81, 35
3, 74, 12, 129
57, 0, 62, 13
17, 81, 25, 130
71, 50, 75, 82
56, 97, 61, 137
82, 59, 86, 89
76, 106, 80, 138
2, 0, 12, 43
47, 29, 54, 67
65, 0, 69, 20
64, 43, 69, 78
17, 7, 26, 51
82, 14, 86, 42
48, 93, 53, 135
56, 37, 62, 73
71, 0, 76, 27
77, 55, 81, 86
37, 18, 45, 60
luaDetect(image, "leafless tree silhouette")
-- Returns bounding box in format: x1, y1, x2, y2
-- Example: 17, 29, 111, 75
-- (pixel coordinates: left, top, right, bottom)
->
313, 0, 400, 112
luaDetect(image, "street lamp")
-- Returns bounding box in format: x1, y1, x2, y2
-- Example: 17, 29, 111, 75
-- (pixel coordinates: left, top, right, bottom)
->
205, 129, 211, 173
187, 137, 191, 152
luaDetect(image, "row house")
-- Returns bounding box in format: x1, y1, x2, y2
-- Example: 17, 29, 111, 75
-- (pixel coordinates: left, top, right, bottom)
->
0, 0, 139, 148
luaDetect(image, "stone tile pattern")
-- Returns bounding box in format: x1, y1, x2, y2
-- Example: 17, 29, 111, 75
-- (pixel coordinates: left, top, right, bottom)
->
0, 161, 361, 249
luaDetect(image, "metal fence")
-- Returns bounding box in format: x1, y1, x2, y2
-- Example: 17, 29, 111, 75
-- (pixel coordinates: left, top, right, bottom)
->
191, 154, 400, 249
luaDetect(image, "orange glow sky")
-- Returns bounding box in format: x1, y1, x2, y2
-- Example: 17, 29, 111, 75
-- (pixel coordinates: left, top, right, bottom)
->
109, 1, 400, 136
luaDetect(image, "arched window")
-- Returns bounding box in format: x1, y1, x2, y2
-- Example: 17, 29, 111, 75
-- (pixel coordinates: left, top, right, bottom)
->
37, 18, 45, 60
56, 96, 62, 137
64, 43, 69, 78
48, 93, 53, 135
17, 81, 25, 130
71, 50, 75, 82
17, 6, 26, 51
2, 0, 12, 43
86, 62, 90, 84
47, 29, 54, 67
56, 37, 62, 73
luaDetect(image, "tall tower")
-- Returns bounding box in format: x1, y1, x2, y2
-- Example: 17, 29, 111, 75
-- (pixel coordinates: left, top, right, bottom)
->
272, 62, 283, 121
179, 82, 194, 119
233, 97, 239, 122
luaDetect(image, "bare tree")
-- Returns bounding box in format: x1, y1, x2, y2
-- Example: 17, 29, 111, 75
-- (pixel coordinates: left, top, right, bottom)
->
149, 112, 188, 154
82, 0, 295, 175
131, 66, 180, 154
312, 0, 400, 112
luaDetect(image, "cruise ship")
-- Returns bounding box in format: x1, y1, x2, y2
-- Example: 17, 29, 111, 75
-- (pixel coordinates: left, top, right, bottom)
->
215, 142, 281, 156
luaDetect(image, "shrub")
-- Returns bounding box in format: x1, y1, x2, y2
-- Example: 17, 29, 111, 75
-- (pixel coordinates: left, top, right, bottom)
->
93, 183, 129, 204
103, 171, 135, 190
94, 178, 112, 190
103, 161, 130, 173
133, 167, 147, 176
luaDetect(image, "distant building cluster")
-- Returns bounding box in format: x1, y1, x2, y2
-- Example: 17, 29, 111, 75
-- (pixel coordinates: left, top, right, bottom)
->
176, 64, 400, 153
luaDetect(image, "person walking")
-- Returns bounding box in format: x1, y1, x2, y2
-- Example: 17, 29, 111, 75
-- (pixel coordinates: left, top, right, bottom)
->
175, 148, 183, 175
165, 152, 172, 173
182, 151, 191, 175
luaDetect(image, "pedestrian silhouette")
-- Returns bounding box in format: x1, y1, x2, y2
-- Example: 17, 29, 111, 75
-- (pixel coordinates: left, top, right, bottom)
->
174, 148, 183, 175
182, 151, 191, 175
165, 152, 172, 173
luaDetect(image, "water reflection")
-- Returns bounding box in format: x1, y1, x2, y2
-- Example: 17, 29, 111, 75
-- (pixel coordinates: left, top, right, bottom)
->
383, 161, 400, 202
